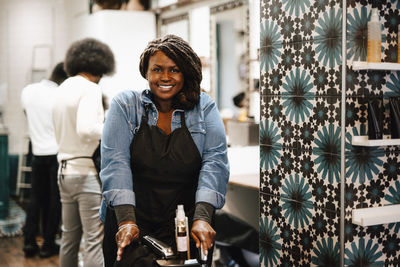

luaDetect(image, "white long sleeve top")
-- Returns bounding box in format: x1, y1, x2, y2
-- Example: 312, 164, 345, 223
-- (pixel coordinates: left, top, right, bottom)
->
21, 79, 59, 155
52, 75, 104, 175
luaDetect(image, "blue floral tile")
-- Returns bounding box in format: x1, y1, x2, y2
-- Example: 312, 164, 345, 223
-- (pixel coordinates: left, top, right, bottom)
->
312, 5, 343, 43
311, 129, 341, 182
345, 237, 385, 266
260, 192, 340, 266
268, 0, 342, 45
261, 67, 282, 96
281, 0, 312, 18
263, 40, 342, 97
384, 179, 400, 207
345, 67, 367, 96
259, 116, 284, 147
262, 95, 341, 150
383, 71, 400, 97
261, 96, 315, 146
346, 5, 368, 63
261, 168, 284, 196
363, 70, 391, 96
280, 174, 315, 221
280, 67, 315, 96
312, 37, 342, 71
311, 235, 341, 267
259, 141, 283, 173
260, 193, 282, 223
260, 213, 283, 267
345, 128, 386, 184
260, 43, 283, 75
345, 97, 367, 132
344, 220, 400, 266
311, 0, 338, 17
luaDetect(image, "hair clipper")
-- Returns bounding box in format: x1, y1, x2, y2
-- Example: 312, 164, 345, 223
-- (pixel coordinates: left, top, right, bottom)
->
142, 235, 176, 260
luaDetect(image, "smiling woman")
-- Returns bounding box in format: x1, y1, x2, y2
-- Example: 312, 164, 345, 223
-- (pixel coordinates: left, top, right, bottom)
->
100, 34, 229, 267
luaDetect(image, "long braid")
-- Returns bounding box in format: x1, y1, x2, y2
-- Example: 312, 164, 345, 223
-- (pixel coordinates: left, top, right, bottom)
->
139, 35, 202, 110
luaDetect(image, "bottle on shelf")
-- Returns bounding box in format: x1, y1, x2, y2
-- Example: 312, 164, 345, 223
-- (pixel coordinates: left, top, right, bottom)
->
368, 98, 383, 140
389, 97, 400, 139
175, 205, 190, 260
398, 24, 400, 63
367, 9, 381, 63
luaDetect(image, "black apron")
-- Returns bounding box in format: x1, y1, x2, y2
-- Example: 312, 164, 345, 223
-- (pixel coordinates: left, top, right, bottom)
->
104, 105, 202, 267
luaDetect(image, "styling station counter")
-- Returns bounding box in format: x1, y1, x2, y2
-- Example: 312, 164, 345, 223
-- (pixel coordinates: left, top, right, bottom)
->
227, 145, 259, 189
223, 146, 259, 230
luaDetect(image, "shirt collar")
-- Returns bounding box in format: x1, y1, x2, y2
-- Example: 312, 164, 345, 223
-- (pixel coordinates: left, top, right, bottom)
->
139, 89, 184, 112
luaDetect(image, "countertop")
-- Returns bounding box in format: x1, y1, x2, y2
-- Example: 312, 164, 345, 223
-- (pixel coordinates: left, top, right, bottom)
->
227, 145, 259, 189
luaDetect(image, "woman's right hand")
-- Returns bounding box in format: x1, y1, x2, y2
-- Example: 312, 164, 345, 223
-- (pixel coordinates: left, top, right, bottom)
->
115, 221, 140, 261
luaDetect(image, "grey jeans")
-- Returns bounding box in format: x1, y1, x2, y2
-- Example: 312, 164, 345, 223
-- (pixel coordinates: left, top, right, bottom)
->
58, 174, 104, 267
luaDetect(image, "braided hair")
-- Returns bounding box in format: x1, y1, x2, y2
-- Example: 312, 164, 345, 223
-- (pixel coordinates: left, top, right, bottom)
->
139, 34, 202, 110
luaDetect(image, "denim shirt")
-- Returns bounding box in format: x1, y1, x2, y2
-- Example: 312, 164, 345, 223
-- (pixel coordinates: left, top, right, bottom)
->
99, 89, 230, 222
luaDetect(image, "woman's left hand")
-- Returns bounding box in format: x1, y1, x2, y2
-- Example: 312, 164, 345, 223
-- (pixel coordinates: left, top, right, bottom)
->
190, 220, 216, 255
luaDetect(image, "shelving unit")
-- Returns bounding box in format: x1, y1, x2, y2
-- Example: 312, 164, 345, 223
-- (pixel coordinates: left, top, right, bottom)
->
352, 61, 400, 71
352, 135, 400, 147
352, 204, 400, 226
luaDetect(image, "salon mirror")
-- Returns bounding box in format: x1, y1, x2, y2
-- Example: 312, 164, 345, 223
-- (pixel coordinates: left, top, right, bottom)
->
209, 2, 248, 111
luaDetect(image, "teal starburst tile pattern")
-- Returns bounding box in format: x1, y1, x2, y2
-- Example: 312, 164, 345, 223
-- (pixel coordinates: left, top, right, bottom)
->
260, 192, 340, 266
260, 214, 282, 267
345, 238, 384, 266
346, 5, 368, 62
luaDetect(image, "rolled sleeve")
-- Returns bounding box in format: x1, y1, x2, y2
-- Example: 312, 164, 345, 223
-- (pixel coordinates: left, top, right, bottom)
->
196, 95, 230, 209
100, 95, 136, 209
103, 189, 136, 207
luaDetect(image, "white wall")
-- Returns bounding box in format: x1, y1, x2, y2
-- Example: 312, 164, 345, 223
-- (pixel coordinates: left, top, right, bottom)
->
69, 10, 156, 101
0, 0, 67, 154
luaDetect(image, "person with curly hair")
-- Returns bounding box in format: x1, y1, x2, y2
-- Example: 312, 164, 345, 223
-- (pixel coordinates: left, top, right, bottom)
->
100, 34, 229, 267
52, 38, 115, 267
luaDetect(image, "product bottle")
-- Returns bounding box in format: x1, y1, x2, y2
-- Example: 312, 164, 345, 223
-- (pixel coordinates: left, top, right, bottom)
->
389, 97, 400, 139
368, 98, 383, 140
398, 25, 400, 63
367, 9, 381, 63
175, 205, 190, 260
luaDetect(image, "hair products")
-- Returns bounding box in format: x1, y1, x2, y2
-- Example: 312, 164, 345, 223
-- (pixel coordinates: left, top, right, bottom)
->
389, 97, 400, 139
398, 25, 400, 63
367, 9, 381, 63
175, 205, 190, 260
368, 98, 384, 140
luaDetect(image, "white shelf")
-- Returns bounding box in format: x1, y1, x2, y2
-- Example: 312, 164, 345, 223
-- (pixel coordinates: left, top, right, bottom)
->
352, 135, 400, 147
352, 61, 400, 71
352, 204, 400, 226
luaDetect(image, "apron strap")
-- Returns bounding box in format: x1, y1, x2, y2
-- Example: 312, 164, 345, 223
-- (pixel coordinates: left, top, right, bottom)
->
141, 103, 151, 123
180, 112, 186, 128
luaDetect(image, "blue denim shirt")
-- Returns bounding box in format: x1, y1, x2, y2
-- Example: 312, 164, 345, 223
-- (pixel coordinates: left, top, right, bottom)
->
99, 89, 229, 222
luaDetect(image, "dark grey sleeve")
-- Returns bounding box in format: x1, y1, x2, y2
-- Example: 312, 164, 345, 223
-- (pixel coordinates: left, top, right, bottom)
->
114, 204, 136, 225
193, 202, 215, 224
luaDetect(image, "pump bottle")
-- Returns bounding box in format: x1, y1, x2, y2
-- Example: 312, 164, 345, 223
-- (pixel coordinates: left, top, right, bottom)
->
175, 205, 190, 260
367, 9, 381, 62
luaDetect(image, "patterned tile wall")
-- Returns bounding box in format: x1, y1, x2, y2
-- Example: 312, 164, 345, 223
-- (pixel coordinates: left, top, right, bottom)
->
260, 0, 400, 266
260, 0, 342, 265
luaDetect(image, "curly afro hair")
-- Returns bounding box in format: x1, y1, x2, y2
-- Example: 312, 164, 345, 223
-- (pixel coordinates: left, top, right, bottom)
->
64, 38, 115, 77
139, 34, 202, 110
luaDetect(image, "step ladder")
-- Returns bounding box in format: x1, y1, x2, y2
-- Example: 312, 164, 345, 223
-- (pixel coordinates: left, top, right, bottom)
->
16, 135, 32, 200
